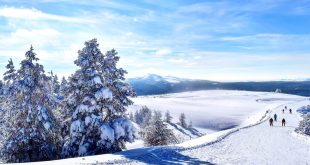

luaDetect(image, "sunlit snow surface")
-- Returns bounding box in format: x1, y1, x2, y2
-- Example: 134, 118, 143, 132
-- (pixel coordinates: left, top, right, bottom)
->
128, 90, 304, 131
15, 90, 310, 164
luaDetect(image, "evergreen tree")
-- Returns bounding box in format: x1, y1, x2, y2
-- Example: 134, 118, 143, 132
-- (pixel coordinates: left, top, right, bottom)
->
100, 48, 136, 115
188, 121, 193, 129
3, 58, 16, 86
179, 113, 187, 128
57, 76, 70, 139
1, 46, 61, 163
59, 74, 78, 141
62, 39, 137, 157
53, 74, 60, 94
0, 80, 4, 95
164, 110, 172, 123
142, 111, 176, 146
296, 113, 310, 135
48, 70, 60, 94
0, 59, 17, 150
134, 106, 152, 128
60, 76, 68, 96
129, 112, 134, 121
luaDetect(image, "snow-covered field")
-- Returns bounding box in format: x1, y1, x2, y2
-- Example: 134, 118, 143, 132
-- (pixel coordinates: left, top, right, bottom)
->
128, 90, 304, 131
18, 90, 310, 164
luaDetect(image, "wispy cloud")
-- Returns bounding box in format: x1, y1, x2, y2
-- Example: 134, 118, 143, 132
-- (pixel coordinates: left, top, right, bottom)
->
0, 7, 92, 23
0, 1, 310, 81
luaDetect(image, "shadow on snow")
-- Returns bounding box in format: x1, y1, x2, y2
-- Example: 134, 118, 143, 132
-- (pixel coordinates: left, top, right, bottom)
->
105, 147, 214, 165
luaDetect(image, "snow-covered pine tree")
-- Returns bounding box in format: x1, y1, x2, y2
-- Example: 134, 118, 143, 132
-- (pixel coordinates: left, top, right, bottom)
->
60, 76, 68, 96
188, 121, 193, 129
164, 110, 172, 123
134, 106, 152, 128
59, 74, 79, 141
129, 112, 134, 121
1, 46, 61, 163
99, 46, 137, 150
142, 110, 176, 146
295, 113, 310, 135
0, 80, 4, 95
48, 70, 60, 94
46, 71, 62, 124
3, 58, 16, 86
1, 58, 17, 110
55, 76, 70, 139
100, 48, 136, 116
53, 75, 60, 94
179, 113, 187, 128
62, 39, 137, 157
0, 59, 17, 150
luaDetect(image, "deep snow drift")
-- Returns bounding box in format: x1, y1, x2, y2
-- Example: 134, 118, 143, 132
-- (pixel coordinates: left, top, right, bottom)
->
17, 90, 310, 164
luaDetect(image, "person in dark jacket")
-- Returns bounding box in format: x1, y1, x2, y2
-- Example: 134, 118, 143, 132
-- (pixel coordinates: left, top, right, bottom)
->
282, 109, 284, 113
282, 118, 286, 126
289, 109, 292, 114
269, 118, 274, 126
274, 113, 277, 121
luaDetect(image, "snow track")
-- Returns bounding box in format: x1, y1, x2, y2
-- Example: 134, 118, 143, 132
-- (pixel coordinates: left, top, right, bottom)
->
181, 99, 310, 165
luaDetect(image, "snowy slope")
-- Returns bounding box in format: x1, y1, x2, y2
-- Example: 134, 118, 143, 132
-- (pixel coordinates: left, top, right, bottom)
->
181, 99, 310, 165
126, 122, 204, 150
167, 123, 203, 142
19, 90, 310, 164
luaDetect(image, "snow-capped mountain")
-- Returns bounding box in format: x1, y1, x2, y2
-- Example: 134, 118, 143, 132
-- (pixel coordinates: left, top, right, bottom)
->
127, 74, 216, 95
129, 74, 188, 84
127, 74, 310, 96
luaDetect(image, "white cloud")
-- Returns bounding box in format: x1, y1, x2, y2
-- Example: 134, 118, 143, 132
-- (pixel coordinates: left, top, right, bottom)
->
155, 48, 171, 56
0, 7, 91, 23
12, 28, 61, 38
0, 28, 62, 49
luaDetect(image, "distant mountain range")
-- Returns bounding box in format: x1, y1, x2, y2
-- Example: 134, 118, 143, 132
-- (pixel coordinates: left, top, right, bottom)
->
127, 74, 310, 96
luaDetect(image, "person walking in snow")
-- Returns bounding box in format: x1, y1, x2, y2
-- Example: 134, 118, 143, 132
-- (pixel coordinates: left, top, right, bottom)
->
289, 109, 292, 114
282, 109, 285, 114
274, 114, 277, 121
269, 118, 274, 126
285, 106, 287, 109
282, 118, 286, 126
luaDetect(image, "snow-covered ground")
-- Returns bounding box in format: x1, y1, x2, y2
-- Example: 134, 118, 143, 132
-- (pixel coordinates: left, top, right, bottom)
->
17, 90, 310, 164
128, 90, 304, 131
180, 99, 310, 164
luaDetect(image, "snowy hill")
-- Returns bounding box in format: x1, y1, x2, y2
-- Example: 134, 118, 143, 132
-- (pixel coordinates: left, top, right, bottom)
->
22, 90, 310, 164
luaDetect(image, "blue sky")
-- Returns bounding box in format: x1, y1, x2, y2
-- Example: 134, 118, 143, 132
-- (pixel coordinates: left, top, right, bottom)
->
0, 0, 310, 81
